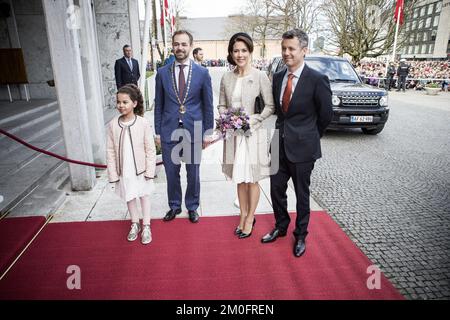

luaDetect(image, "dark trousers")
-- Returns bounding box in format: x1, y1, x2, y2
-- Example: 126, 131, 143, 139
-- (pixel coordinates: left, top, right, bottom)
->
398, 76, 407, 91
270, 140, 315, 241
386, 77, 393, 90
161, 127, 202, 211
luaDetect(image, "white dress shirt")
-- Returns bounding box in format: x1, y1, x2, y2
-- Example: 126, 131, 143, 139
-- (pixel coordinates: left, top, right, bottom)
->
279, 62, 305, 105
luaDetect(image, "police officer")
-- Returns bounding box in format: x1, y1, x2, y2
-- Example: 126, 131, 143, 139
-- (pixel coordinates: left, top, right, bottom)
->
386, 62, 396, 91
396, 58, 410, 92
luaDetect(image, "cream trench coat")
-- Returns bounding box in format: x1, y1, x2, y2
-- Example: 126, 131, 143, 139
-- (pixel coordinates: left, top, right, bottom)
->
217, 67, 275, 182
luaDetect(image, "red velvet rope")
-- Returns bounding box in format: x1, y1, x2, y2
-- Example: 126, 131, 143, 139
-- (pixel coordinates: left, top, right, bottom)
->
0, 128, 220, 169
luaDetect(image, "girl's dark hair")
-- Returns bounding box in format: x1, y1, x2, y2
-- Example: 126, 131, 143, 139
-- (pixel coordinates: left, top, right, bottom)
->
117, 84, 144, 116
227, 33, 254, 66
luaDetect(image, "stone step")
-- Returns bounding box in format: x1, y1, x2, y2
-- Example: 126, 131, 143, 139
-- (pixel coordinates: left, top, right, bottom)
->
7, 162, 69, 218
0, 106, 59, 140
0, 137, 64, 180
0, 113, 62, 154
0, 100, 57, 127
0, 141, 65, 214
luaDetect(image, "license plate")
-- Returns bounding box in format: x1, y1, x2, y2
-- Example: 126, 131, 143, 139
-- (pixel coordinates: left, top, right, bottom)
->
350, 116, 373, 123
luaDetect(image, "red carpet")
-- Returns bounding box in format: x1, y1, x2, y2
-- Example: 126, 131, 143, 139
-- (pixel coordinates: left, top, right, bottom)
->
0, 212, 403, 300
0, 216, 46, 275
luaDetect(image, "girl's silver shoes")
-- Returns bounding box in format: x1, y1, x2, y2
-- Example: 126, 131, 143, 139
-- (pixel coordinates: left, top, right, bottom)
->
141, 225, 152, 245
127, 222, 141, 241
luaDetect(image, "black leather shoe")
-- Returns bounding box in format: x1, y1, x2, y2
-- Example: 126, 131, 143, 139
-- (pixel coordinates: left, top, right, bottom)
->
163, 208, 181, 221
293, 239, 306, 257
188, 210, 199, 223
261, 228, 287, 243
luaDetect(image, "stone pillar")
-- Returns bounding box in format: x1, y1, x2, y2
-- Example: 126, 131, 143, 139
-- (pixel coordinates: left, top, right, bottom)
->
42, 0, 95, 191
128, 0, 141, 65
79, 0, 106, 165
94, 0, 140, 109
6, 0, 21, 47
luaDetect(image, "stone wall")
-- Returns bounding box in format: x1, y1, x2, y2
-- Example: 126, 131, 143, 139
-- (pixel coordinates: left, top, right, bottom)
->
0, 0, 55, 101
95, 0, 132, 109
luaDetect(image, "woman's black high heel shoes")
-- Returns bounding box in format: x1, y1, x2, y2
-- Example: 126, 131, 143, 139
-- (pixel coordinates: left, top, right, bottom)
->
234, 226, 242, 235
238, 217, 256, 239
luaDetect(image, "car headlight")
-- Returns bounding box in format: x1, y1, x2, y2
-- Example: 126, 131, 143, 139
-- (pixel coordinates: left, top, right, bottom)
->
332, 95, 341, 106
379, 95, 388, 107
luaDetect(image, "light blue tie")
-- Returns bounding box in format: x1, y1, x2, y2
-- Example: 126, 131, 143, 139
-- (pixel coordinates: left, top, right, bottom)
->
127, 58, 133, 71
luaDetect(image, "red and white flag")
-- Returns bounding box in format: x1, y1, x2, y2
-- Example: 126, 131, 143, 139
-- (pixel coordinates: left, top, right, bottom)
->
160, 0, 175, 34
394, 0, 404, 25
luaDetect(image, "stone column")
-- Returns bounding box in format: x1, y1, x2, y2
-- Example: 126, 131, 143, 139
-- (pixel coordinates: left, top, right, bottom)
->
6, 0, 21, 47
79, 0, 106, 165
42, 0, 95, 191
128, 0, 141, 65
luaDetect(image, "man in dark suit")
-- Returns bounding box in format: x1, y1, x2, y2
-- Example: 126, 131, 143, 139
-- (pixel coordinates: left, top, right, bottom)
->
114, 44, 140, 89
261, 29, 333, 258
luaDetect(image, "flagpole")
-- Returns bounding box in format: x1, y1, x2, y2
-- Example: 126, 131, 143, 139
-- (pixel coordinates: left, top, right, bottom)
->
163, 0, 168, 59
391, 2, 402, 62
140, 0, 151, 95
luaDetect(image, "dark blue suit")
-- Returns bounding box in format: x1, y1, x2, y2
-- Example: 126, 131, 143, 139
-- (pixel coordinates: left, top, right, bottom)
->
154, 61, 214, 211
271, 64, 332, 240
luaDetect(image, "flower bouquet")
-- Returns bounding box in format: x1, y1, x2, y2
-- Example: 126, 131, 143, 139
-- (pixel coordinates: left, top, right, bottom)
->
215, 107, 251, 140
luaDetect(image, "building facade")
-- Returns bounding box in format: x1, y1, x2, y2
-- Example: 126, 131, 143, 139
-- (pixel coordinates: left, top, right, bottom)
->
401, 0, 450, 59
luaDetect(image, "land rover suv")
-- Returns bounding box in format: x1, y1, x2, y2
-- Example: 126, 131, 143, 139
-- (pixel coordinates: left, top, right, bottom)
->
268, 55, 389, 135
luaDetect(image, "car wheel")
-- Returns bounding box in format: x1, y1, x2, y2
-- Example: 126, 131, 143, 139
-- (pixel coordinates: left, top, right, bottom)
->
362, 124, 385, 135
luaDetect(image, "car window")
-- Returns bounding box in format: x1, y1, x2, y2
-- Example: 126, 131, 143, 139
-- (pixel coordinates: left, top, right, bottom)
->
305, 58, 361, 83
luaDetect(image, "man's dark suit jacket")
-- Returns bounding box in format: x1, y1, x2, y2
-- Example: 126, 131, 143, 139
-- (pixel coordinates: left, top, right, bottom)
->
272, 64, 333, 163
114, 57, 140, 89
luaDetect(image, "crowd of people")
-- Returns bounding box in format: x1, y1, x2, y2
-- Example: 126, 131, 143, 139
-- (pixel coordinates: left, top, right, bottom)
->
354, 59, 450, 91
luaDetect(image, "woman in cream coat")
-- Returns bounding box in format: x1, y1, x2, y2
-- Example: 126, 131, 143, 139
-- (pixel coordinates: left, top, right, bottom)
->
218, 33, 275, 239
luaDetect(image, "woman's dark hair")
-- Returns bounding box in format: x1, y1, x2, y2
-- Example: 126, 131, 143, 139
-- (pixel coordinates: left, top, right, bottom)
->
227, 32, 254, 66
117, 84, 144, 116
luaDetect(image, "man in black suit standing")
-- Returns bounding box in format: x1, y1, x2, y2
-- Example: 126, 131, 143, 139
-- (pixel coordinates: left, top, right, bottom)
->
261, 29, 332, 258
114, 44, 140, 89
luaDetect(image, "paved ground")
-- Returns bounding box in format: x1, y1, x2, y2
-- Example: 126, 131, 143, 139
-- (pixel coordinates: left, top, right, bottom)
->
52, 69, 450, 300
311, 90, 450, 300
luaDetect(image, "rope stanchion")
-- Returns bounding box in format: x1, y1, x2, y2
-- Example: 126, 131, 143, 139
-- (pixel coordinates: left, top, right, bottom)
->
0, 128, 222, 169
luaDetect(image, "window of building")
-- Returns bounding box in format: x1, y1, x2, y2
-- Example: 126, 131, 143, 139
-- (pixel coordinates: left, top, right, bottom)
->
431, 29, 437, 41
427, 4, 434, 15
433, 15, 440, 27
410, 46, 415, 54
412, 20, 417, 29
416, 32, 422, 42
414, 8, 419, 18
422, 44, 428, 54
410, 33, 415, 43
430, 44, 434, 54
420, 6, 426, 17
436, 1, 442, 13
418, 19, 424, 29
416, 45, 421, 54
423, 32, 428, 41
426, 17, 432, 28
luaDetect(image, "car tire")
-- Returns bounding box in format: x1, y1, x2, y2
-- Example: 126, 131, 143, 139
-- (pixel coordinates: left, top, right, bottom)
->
362, 125, 385, 135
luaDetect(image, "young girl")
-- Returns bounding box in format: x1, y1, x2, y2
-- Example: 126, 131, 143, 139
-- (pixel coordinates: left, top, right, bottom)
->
106, 84, 156, 244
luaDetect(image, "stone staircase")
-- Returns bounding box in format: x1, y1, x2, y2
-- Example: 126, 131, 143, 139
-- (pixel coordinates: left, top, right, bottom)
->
0, 100, 116, 217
